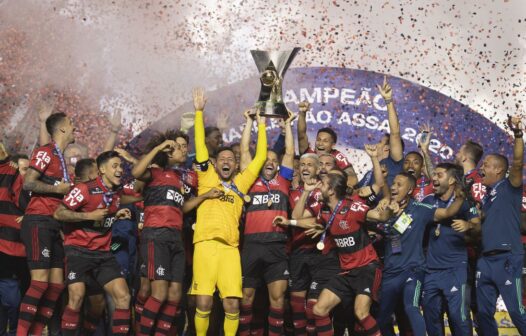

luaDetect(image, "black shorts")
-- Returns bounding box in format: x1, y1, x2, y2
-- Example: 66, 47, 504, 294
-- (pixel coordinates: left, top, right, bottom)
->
241, 241, 289, 288
325, 262, 382, 306
64, 247, 124, 288
289, 248, 341, 299
85, 274, 105, 296
21, 215, 64, 270
139, 228, 185, 283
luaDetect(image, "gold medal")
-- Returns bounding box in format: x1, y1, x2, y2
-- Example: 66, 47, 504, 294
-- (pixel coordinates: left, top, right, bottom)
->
267, 199, 273, 207
243, 195, 252, 203
316, 242, 325, 250
192, 223, 196, 231
435, 226, 440, 237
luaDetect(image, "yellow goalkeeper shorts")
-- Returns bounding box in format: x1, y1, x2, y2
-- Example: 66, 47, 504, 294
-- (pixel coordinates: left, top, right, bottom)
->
190, 239, 242, 298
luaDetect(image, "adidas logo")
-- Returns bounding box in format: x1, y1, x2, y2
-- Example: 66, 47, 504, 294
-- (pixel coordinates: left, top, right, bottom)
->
450, 286, 458, 292
284, 270, 289, 275
406, 277, 413, 282
505, 280, 512, 286
364, 288, 371, 293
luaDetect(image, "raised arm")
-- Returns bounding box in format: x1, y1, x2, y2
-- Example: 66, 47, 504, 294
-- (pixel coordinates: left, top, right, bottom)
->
417, 124, 435, 178
365, 144, 384, 194
282, 109, 296, 169
272, 215, 322, 230
291, 179, 320, 219
37, 98, 54, 146
103, 109, 122, 151
245, 111, 267, 177
508, 116, 524, 188
377, 76, 403, 162
131, 140, 177, 181
193, 87, 209, 164
297, 101, 310, 154
239, 108, 255, 172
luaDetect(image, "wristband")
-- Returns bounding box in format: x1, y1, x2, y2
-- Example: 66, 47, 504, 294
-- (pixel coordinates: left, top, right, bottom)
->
384, 99, 393, 105
514, 130, 523, 138
289, 220, 297, 226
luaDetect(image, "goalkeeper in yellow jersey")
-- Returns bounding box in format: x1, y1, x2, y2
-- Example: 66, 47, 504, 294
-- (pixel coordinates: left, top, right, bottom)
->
190, 87, 267, 336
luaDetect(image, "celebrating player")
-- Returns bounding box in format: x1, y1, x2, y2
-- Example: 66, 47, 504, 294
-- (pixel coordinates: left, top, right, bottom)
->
189, 88, 267, 336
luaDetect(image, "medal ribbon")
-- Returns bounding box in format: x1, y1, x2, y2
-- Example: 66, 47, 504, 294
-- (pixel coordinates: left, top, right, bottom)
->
221, 181, 250, 202
53, 141, 70, 183
99, 177, 115, 208
318, 199, 344, 247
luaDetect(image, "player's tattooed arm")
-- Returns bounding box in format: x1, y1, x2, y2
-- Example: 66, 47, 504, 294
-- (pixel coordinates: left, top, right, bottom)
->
54, 204, 108, 222
23, 168, 70, 195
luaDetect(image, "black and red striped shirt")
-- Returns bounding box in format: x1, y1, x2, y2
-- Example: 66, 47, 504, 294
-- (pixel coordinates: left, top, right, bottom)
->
305, 147, 352, 170
465, 169, 486, 205
25, 143, 69, 216
325, 197, 378, 270
289, 187, 323, 251
143, 167, 186, 230
412, 176, 434, 202
62, 177, 121, 251
0, 159, 26, 257
244, 173, 291, 243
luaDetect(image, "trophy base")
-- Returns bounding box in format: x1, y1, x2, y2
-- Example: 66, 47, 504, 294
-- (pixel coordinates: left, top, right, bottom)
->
253, 101, 288, 118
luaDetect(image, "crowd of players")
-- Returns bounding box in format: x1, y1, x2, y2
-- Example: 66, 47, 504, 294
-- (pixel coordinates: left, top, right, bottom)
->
0, 78, 525, 336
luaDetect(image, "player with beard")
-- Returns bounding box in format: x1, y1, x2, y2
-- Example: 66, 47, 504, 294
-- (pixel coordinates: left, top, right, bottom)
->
238, 110, 295, 336
132, 132, 221, 336
297, 101, 358, 188
287, 172, 390, 336
421, 163, 480, 336
376, 172, 466, 336
53, 151, 131, 335
455, 140, 486, 205
17, 112, 75, 335
475, 116, 526, 335
190, 88, 267, 336
288, 153, 341, 335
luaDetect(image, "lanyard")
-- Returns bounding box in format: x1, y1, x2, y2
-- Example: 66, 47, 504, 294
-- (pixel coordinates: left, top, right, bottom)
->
221, 181, 251, 203
99, 177, 115, 208
260, 177, 274, 207
317, 199, 343, 250
53, 142, 70, 183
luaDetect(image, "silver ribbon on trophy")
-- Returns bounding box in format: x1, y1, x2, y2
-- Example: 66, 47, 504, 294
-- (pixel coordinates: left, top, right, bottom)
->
250, 48, 301, 118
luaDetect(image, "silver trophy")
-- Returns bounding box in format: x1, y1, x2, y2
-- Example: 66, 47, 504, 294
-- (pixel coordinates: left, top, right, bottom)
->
251, 48, 301, 118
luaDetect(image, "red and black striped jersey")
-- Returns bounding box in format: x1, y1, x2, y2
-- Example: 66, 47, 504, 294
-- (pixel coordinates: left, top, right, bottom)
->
0, 159, 26, 257
62, 177, 121, 251
412, 176, 434, 202
25, 143, 69, 216
289, 187, 323, 251
465, 169, 486, 205
324, 197, 378, 270
244, 174, 291, 243
305, 147, 352, 171
143, 167, 186, 230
